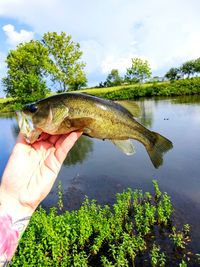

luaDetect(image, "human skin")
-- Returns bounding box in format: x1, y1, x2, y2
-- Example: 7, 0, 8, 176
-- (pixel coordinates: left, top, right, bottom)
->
0, 132, 82, 266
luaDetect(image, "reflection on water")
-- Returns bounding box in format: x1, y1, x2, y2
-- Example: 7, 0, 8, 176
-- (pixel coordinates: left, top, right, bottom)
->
11, 122, 20, 138
117, 100, 141, 117
0, 95, 200, 252
0, 112, 14, 118
172, 94, 200, 104
64, 136, 93, 166
137, 100, 153, 127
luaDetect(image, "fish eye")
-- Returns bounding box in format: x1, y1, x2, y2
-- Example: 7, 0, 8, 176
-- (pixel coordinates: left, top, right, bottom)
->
25, 103, 38, 113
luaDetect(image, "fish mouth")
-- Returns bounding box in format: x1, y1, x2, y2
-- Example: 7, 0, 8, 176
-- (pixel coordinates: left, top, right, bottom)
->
16, 111, 35, 143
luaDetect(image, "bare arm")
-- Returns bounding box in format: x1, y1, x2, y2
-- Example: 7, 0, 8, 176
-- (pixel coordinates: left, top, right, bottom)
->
0, 132, 82, 266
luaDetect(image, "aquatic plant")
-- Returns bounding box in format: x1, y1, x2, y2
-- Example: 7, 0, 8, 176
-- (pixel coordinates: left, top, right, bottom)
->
12, 180, 199, 266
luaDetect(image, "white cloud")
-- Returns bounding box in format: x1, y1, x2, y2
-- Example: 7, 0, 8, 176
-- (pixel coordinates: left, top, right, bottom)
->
0, 0, 199, 84
2, 24, 34, 47
80, 40, 105, 74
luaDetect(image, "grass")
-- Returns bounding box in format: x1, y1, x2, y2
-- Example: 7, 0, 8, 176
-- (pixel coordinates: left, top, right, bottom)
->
77, 78, 200, 100
0, 97, 12, 104
78, 81, 169, 95
1, 78, 200, 113
12, 181, 199, 267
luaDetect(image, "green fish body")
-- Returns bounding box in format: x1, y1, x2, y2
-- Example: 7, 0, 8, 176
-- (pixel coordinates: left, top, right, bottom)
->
17, 93, 173, 168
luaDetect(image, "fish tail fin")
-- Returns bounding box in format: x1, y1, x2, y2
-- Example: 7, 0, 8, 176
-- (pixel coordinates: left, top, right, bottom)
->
146, 132, 173, 168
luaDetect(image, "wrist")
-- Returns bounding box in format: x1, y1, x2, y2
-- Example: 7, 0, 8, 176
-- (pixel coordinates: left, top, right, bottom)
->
0, 190, 33, 263
0, 189, 34, 223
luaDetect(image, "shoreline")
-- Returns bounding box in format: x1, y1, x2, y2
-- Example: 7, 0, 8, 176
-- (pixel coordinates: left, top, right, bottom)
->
1, 77, 200, 113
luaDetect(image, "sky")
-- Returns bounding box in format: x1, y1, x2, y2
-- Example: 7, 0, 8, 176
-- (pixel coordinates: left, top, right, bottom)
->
0, 0, 200, 96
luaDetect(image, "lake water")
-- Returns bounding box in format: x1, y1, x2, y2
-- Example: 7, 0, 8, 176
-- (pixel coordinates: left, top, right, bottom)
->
0, 95, 200, 252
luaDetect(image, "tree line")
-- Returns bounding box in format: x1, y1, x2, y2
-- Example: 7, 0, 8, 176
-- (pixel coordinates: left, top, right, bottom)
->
99, 58, 152, 88
165, 58, 200, 81
99, 57, 200, 88
1, 30, 200, 102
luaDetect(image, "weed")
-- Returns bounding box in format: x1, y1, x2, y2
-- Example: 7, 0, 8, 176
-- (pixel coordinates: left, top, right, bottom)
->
12, 181, 198, 266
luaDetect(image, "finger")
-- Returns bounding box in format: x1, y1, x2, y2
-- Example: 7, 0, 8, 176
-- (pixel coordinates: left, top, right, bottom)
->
48, 135, 61, 145
16, 133, 27, 144
14, 133, 31, 153
55, 131, 82, 164
37, 132, 49, 141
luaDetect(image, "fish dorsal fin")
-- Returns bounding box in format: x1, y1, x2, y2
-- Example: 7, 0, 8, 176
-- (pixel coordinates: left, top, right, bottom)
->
115, 100, 141, 118
111, 139, 136, 155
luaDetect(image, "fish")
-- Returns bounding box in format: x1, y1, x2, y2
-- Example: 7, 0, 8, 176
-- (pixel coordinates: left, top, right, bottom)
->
16, 92, 173, 168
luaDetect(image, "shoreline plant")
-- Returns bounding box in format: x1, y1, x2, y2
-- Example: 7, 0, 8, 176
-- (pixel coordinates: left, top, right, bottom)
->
12, 180, 199, 266
1, 77, 200, 113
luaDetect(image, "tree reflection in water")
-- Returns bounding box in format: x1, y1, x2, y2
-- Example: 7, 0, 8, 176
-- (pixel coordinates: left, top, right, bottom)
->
11, 118, 93, 167
137, 100, 153, 128
11, 121, 20, 138
64, 135, 93, 166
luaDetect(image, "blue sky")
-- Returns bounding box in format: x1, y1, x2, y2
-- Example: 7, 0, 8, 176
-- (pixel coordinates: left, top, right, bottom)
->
0, 0, 200, 96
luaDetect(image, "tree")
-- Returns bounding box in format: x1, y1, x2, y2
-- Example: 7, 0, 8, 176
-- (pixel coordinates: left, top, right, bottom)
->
2, 40, 50, 102
194, 58, 200, 75
180, 60, 195, 78
165, 67, 181, 81
125, 58, 152, 83
42, 32, 87, 92
106, 69, 123, 87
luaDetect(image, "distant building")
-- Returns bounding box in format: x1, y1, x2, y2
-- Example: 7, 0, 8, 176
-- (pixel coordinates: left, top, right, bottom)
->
150, 76, 165, 82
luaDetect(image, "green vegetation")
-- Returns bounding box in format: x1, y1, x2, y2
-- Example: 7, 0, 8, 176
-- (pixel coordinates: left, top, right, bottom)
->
12, 181, 199, 266
101, 58, 152, 88
0, 98, 32, 113
180, 58, 200, 78
105, 69, 123, 87
1, 29, 200, 107
2, 31, 87, 103
42, 32, 87, 91
2, 40, 50, 103
80, 77, 200, 100
1, 36, 200, 111
125, 57, 152, 83
165, 68, 181, 81
1, 77, 200, 113
165, 58, 200, 81
101, 57, 200, 88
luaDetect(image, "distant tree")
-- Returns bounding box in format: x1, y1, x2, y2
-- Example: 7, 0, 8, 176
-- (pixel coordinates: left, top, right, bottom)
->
2, 40, 50, 102
98, 81, 107, 88
125, 58, 152, 83
106, 69, 123, 87
42, 32, 87, 92
180, 60, 195, 78
165, 67, 181, 81
194, 58, 200, 75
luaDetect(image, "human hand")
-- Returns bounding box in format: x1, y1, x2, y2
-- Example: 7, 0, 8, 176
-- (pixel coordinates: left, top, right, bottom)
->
0, 131, 82, 220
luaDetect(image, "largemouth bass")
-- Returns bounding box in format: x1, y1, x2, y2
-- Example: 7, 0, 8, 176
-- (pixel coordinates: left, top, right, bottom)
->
17, 92, 173, 168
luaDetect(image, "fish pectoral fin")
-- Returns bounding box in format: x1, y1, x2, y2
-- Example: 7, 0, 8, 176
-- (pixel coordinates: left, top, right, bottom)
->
111, 139, 136, 155
114, 100, 141, 118
46, 105, 69, 132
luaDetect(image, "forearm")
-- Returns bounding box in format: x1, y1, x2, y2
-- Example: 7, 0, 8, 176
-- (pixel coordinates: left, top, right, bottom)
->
0, 190, 34, 266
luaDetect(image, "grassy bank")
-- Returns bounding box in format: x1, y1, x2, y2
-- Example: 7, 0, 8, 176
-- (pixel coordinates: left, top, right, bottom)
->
1, 78, 200, 113
12, 181, 199, 267
0, 98, 25, 113
79, 77, 200, 100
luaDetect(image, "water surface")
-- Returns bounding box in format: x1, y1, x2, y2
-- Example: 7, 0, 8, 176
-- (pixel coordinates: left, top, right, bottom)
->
0, 95, 200, 252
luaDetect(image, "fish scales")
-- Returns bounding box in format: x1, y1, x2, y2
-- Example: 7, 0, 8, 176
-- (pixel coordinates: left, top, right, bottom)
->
17, 92, 173, 168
